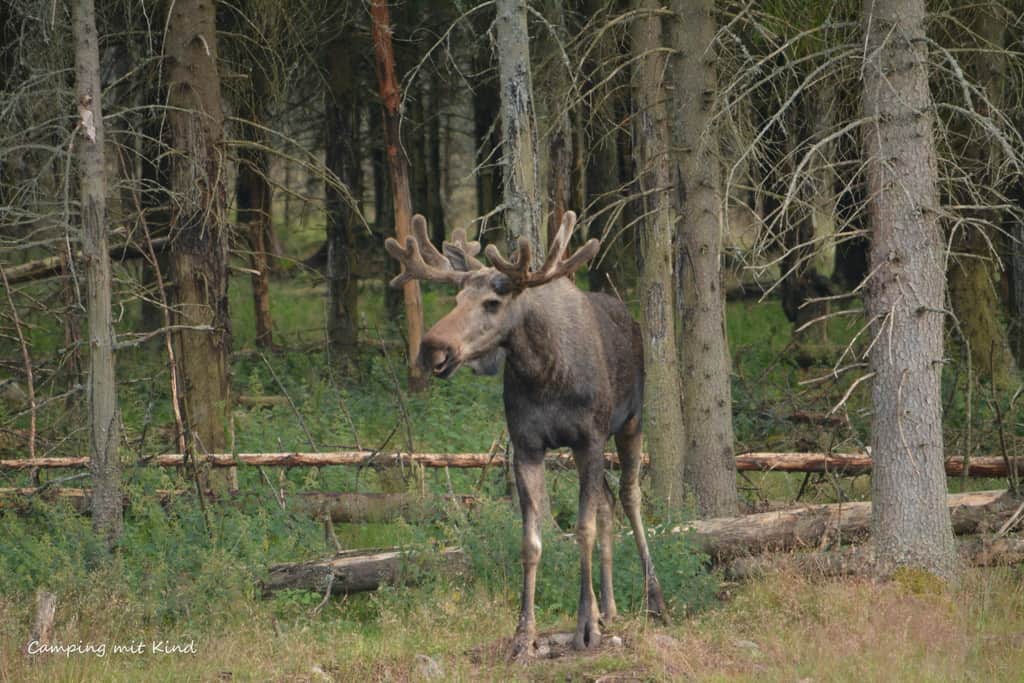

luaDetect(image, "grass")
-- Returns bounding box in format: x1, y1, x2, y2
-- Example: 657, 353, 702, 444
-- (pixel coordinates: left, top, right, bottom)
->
1, 269, 1023, 681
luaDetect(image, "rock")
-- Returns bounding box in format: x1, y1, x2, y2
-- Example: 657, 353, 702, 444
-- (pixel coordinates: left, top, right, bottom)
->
414, 654, 443, 680
608, 635, 623, 648
548, 632, 575, 646
733, 639, 762, 658
536, 644, 551, 658
310, 664, 333, 682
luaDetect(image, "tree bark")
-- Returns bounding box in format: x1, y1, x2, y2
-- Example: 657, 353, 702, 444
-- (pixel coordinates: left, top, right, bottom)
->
165, 0, 234, 495
631, 0, 687, 508
494, 0, 545, 263
668, 0, 739, 517
370, 0, 427, 392
324, 39, 362, 358
861, 0, 958, 579
73, 0, 122, 549
236, 71, 274, 349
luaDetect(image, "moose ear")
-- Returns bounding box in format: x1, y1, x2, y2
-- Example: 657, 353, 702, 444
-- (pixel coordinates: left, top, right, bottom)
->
443, 243, 473, 272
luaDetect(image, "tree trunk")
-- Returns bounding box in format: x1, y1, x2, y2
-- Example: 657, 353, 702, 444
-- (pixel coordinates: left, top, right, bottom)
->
236, 72, 274, 349
861, 0, 958, 579
668, 0, 738, 517
494, 0, 545, 264
537, 0, 573, 243
165, 0, 234, 494
324, 39, 361, 358
73, 0, 122, 549
946, 3, 1018, 391
630, 0, 687, 508
370, 0, 427, 392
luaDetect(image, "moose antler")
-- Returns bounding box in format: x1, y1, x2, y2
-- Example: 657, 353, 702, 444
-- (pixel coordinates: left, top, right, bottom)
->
385, 215, 470, 288
443, 228, 484, 271
485, 211, 599, 289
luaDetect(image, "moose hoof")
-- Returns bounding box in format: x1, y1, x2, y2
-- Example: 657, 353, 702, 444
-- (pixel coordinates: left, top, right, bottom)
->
509, 632, 537, 662
573, 618, 602, 650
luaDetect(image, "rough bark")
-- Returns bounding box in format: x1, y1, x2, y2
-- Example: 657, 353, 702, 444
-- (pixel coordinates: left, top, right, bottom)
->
631, 0, 687, 508
324, 39, 361, 357
236, 70, 274, 349
165, 0, 234, 494
370, 0, 427, 392
668, 0, 739, 517
946, 3, 1018, 391
73, 0, 122, 549
537, 0, 573, 242
494, 0, 545, 264
861, 0, 958, 579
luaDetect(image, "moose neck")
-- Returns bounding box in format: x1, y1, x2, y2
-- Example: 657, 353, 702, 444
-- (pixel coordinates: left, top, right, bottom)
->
503, 278, 588, 390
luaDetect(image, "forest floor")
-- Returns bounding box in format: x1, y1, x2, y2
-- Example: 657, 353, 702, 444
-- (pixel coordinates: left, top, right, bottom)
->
1, 274, 1022, 681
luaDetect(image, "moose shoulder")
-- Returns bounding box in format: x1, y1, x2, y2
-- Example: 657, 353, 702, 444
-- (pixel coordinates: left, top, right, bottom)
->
385, 211, 665, 660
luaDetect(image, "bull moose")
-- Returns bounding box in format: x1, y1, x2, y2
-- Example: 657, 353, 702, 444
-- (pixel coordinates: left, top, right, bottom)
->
385, 211, 666, 659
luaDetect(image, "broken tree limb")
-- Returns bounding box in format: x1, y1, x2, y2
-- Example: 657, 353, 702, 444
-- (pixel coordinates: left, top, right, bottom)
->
735, 452, 1024, 478
726, 535, 1024, 580
1, 451, 1019, 477
5, 237, 170, 285
681, 489, 1020, 561
261, 546, 467, 596
0, 450, 642, 470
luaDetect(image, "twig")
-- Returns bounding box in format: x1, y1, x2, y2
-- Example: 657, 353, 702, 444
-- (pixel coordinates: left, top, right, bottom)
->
259, 352, 318, 451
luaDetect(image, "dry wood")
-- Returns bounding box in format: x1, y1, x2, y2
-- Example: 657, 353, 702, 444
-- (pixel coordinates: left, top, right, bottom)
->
26, 591, 57, 657
262, 546, 466, 596
0, 450, 644, 470
4, 451, 1021, 477
734, 452, 1024, 477
4, 238, 169, 285
680, 489, 1018, 561
727, 535, 1024, 580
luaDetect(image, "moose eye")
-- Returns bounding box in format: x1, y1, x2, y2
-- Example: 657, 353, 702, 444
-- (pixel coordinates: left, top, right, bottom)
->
483, 299, 502, 314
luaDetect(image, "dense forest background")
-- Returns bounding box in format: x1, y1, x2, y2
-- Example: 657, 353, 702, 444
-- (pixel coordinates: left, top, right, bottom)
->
2, 0, 1024, 678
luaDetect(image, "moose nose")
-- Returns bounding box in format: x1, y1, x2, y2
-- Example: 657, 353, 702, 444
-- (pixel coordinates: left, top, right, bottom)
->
418, 337, 455, 375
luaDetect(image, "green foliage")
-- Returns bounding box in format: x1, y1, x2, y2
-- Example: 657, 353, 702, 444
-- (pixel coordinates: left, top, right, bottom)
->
450, 499, 717, 621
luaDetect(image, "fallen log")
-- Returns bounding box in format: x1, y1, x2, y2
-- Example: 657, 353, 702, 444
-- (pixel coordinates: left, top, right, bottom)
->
5, 237, 170, 285
0, 450, 641, 470
682, 489, 1020, 561
735, 452, 1023, 478
1, 450, 1018, 477
726, 535, 1024, 580
262, 546, 467, 596
236, 395, 289, 408
0, 487, 182, 513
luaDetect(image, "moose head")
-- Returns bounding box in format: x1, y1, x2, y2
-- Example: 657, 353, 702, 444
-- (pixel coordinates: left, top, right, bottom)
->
385, 211, 599, 379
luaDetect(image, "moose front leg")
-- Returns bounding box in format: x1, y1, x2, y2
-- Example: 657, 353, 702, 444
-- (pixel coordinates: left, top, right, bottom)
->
573, 445, 605, 649
510, 451, 545, 660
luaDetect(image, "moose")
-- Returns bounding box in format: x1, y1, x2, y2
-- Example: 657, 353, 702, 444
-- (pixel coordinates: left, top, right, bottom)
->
385, 211, 666, 658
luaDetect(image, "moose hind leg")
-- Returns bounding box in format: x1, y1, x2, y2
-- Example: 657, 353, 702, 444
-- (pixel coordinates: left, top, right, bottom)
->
597, 474, 617, 622
510, 453, 545, 660
615, 425, 668, 621
573, 445, 604, 649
